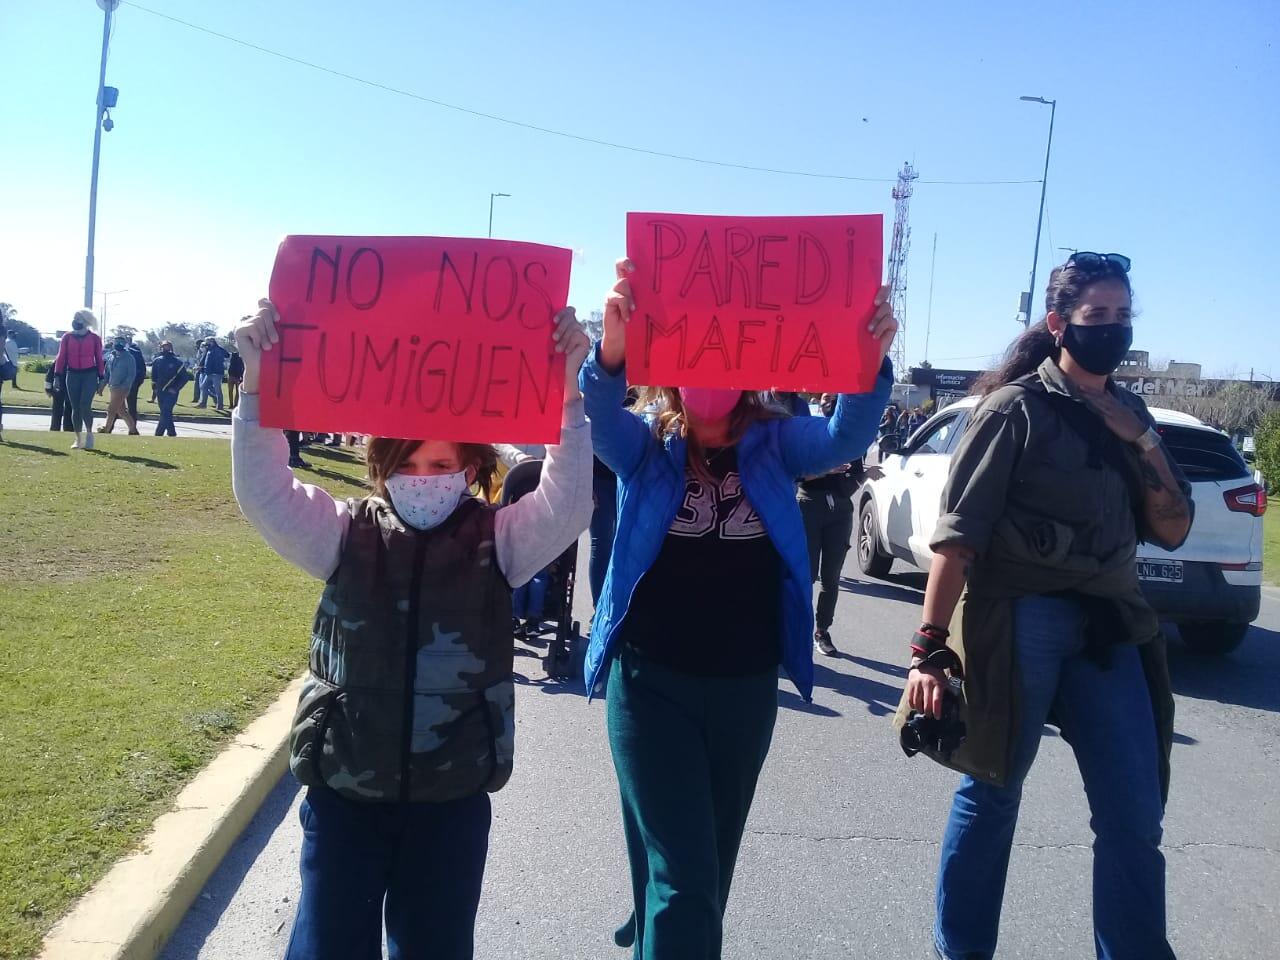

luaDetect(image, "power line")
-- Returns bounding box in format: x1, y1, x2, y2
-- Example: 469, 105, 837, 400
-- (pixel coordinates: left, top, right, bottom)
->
121, 1, 1044, 188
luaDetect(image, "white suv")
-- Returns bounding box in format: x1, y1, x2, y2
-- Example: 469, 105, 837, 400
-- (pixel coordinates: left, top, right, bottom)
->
857, 397, 1266, 655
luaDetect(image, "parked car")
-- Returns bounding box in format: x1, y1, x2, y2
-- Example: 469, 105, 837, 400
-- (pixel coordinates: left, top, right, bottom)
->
857, 397, 1266, 655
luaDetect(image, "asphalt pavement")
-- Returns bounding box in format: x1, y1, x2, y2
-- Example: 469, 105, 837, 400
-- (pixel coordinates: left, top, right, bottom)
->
160, 543, 1280, 960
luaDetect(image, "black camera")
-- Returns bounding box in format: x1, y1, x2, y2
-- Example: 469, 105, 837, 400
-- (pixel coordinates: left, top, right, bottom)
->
900, 676, 967, 761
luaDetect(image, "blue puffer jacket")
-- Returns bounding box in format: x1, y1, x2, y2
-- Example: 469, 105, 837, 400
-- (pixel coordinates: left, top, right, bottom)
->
580, 348, 892, 701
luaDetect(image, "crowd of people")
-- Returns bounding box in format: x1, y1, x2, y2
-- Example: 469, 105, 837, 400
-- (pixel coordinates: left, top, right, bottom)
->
220, 250, 1187, 960
0, 313, 246, 447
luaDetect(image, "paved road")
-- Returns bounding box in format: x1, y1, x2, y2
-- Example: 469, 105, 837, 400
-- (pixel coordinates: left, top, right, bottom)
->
0, 414, 233, 439
161, 542, 1280, 959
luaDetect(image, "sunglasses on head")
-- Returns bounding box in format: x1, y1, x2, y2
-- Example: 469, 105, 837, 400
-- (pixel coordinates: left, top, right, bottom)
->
1066, 251, 1131, 273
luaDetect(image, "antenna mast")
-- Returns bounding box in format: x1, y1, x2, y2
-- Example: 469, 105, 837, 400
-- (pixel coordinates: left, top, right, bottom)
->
886, 161, 919, 378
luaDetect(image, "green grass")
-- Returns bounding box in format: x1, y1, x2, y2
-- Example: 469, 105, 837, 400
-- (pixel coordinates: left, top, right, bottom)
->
1266, 499, 1279, 587
0, 432, 369, 958
10, 366, 234, 421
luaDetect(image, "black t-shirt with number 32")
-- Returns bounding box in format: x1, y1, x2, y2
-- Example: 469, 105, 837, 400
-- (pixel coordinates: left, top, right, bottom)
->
619, 446, 783, 676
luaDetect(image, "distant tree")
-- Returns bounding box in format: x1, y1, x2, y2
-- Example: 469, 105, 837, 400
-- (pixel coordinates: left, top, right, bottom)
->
584, 309, 605, 342
0, 303, 16, 326
1255, 411, 1280, 492
2, 314, 41, 352
109, 324, 139, 343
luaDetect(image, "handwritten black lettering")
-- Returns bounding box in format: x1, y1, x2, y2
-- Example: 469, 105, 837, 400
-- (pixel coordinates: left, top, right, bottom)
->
415, 340, 451, 412
317, 332, 355, 402
307, 246, 342, 305
679, 231, 726, 305
449, 343, 483, 416
645, 313, 688, 371
274, 322, 318, 398
735, 319, 765, 369
650, 219, 687, 294
688, 316, 731, 370
516, 349, 554, 417
435, 251, 477, 314
795, 232, 830, 306
724, 227, 755, 308
519, 260, 556, 329
355, 335, 399, 404
482, 256, 518, 322
755, 235, 786, 310
346, 247, 384, 311
787, 322, 830, 375
481, 346, 513, 417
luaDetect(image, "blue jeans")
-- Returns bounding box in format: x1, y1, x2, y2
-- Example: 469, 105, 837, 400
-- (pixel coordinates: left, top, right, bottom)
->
934, 595, 1173, 960
589, 466, 617, 606
285, 785, 491, 960
200, 373, 223, 408
155, 390, 178, 436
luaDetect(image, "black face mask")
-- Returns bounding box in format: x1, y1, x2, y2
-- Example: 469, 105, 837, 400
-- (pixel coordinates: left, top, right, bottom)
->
1061, 323, 1133, 376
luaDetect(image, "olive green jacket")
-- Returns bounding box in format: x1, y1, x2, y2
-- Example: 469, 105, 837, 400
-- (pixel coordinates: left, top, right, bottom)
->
895, 360, 1190, 802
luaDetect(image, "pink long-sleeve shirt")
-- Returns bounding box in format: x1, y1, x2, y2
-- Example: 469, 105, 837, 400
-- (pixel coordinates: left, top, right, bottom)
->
54, 331, 105, 376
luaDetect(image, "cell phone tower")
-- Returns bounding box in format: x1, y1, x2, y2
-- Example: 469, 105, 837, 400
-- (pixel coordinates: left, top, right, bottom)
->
886, 161, 919, 379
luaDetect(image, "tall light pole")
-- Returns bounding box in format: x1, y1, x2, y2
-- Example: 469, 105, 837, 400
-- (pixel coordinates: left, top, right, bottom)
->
85, 0, 121, 309
1019, 95, 1056, 327
488, 192, 510, 239
94, 288, 128, 328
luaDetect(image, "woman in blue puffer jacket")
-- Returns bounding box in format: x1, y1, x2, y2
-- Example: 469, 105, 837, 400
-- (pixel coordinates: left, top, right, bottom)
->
581, 259, 896, 959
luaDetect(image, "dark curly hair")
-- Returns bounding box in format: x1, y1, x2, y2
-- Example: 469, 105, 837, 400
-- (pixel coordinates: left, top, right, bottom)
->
973, 258, 1132, 396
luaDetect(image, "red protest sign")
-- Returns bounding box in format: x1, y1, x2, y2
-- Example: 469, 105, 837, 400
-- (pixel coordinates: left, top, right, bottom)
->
261, 236, 571, 443
624, 213, 884, 392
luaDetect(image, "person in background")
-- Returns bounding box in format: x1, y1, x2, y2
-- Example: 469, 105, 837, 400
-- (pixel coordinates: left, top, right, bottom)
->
98, 337, 139, 435
150, 341, 188, 437
584, 260, 896, 958
126, 339, 148, 425
766, 389, 813, 419
233, 298, 592, 960
227, 345, 245, 409
45, 365, 75, 432
799, 393, 870, 656
4, 328, 18, 388
285, 430, 307, 470
879, 402, 900, 440
0, 324, 11, 442
191, 339, 209, 405
53, 309, 106, 450
197, 337, 228, 410
588, 456, 617, 610
122, 340, 145, 427
906, 253, 1191, 960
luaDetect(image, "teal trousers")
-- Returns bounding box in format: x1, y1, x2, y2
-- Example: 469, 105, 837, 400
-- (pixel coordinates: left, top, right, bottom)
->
606, 646, 779, 960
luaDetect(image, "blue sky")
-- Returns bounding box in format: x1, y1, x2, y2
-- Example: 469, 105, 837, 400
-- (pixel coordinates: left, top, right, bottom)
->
2, 0, 1276, 378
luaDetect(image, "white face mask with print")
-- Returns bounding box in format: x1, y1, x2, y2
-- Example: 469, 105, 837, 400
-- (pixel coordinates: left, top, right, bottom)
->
384, 470, 470, 530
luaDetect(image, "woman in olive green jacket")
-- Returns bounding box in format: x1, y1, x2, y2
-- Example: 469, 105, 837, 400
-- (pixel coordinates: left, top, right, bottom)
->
906, 254, 1193, 960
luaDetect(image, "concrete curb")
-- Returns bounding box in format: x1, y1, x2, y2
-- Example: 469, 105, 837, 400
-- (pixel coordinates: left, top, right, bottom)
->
3, 403, 232, 426
38, 677, 304, 960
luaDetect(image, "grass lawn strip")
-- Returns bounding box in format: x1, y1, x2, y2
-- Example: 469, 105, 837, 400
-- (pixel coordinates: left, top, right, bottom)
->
0, 432, 367, 959
1265, 498, 1278, 587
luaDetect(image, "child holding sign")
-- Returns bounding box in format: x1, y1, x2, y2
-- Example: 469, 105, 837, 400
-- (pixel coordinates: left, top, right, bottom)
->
582, 259, 896, 958
231, 298, 593, 960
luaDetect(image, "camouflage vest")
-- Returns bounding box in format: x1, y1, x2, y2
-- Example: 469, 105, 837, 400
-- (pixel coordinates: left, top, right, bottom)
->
289, 495, 514, 803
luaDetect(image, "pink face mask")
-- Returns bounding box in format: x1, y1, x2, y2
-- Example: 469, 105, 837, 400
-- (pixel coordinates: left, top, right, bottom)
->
679, 387, 742, 421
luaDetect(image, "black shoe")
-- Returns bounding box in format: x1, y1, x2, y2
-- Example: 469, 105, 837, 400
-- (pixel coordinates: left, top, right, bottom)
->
288, 456, 308, 469
814, 630, 837, 656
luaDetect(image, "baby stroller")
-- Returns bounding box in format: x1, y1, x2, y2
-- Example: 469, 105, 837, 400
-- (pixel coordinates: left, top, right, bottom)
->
499, 459, 584, 681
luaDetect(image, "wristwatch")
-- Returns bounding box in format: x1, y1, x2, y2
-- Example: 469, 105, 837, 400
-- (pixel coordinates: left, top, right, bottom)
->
1134, 426, 1161, 453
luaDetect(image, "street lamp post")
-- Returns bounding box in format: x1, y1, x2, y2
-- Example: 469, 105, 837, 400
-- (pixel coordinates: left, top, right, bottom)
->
94, 288, 128, 328
1020, 95, 1056, 327
85, 0, 121, 309
488, 192, 511, 239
